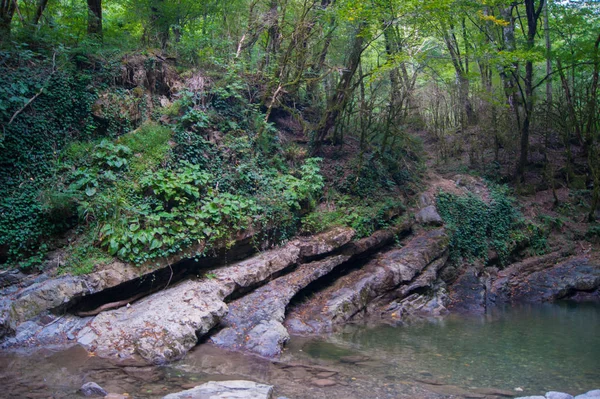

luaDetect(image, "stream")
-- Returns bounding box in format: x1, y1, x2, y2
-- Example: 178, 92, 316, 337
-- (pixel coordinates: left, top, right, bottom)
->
0, 302, 598, 399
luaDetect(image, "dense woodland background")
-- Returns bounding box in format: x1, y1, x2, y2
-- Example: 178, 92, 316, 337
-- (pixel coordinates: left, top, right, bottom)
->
0, 0, 598, 272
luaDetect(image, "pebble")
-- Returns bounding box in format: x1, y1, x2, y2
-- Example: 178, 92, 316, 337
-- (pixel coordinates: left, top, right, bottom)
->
315, 372, 337, 378
311, 379, 337, 387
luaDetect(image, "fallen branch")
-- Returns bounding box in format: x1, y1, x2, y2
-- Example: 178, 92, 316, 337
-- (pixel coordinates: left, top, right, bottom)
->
7, 52, 56, 125
76, 292, 146, 317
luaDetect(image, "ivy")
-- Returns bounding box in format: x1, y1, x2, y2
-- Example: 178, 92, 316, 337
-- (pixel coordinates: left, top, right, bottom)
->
436, 185, 548, 266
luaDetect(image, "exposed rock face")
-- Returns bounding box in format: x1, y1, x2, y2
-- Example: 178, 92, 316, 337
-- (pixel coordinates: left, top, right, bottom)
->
212, 255, 351, 357
446, 266, 488, 314
162, 380, 273, 399
489, 256, 600, 304
0, 261, 141, 341
211, 224, 409, 358
285, 228, 449, 333
75, 228, 355, 364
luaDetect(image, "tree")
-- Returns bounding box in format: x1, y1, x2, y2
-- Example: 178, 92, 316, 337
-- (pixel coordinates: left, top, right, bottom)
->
87, 0, 102, 37
0, 0, 16, 40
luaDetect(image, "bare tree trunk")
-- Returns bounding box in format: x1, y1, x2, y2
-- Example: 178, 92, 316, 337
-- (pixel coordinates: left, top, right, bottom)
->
87, 0, 102, 37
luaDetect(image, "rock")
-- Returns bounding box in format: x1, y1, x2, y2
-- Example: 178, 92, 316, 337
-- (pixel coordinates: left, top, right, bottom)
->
311, 379, 337, 387
212, 255, 350, 357
575, 390, 600, 399
446, 266, 487, 314
415, 205, 443, 226
0, 269, 27, 288
285, 229, 449, 333
162, 380, 273, 399
515, 397, 545, 399
315, 372, 337, 378
339, 355, 370, 364
298, 227, 355, 258
472, 387, 516, 397
428, 384, 485, 398
545, 393, 573, 399
79, 228, 354, 364
211, 225, 415, 358
103, 394, 129, 399
490, 256, 600, 304
80, 382, 108, 397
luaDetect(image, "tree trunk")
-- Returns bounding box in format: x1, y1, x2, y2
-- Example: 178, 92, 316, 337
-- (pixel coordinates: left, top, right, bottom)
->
32, 0, 49, 25
516, 0, 545, 181
311, 21, 365, 154
87, 0, 102, 37
586, 33, 600, 221
0, 0, 16, 41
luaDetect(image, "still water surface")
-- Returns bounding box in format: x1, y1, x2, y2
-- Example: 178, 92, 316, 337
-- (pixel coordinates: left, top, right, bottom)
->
0, 302, 597, 398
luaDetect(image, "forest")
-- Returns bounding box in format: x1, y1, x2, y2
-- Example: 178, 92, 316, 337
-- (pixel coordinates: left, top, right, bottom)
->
0, 0, 599, 272
1, 2, 600, 398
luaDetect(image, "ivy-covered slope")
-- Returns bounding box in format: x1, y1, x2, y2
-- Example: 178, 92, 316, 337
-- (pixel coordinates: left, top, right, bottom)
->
0, 49, 412, 274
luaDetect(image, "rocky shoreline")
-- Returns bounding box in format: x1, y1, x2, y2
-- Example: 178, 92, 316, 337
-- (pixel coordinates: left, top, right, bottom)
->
1, 200, 599, 364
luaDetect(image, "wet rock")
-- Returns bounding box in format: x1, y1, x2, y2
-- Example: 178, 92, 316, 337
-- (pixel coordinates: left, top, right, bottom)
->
428, 384, 486, 398
162, 380, 273, 399
471, 387, 516, 397
415, 206, 443, 226
285, 229, 448, 333
545, 392, 573, 399
490, 256, 600, 304
339, 355, 370, 364
446, 266, 487, 314
80, 382, 108, 397
311, 378, 337, 387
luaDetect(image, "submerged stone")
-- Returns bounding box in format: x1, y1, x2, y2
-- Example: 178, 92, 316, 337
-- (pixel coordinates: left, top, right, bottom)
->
162, 380, 273, 399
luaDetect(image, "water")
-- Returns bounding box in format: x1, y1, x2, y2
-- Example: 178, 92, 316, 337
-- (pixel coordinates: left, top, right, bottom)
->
286, 302, 600, 396
0, 303, 598, 398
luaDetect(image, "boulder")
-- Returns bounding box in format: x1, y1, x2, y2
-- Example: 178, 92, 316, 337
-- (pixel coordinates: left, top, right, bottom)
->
575, 390, 600, 399
545, 392, 573, 399
415, 205, 443, 226
80, 382, 108, 397
162, 380, 273, 399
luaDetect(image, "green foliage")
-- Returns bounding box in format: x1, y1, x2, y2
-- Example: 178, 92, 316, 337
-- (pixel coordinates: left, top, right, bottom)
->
302, 196, 404, 238
117, 123, 173, 175
436, 185, 544, 265
586, 225, 600, 243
